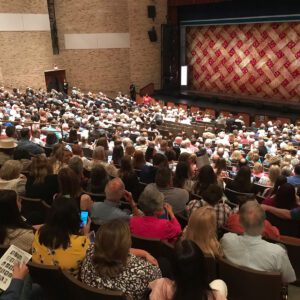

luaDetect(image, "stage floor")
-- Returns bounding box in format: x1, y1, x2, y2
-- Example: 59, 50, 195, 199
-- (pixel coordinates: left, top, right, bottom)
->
154, 89, 300, 122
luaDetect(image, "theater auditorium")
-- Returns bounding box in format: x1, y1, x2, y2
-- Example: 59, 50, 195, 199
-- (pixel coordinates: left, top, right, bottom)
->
0, 0, 299, 299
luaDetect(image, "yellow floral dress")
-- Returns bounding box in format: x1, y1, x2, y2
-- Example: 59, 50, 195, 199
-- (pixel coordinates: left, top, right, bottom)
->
32, 231, 90, 275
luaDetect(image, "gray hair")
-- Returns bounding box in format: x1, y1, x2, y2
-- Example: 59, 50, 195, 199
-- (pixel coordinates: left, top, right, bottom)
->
239, 200, 265, 236
138, 184, 164, 216
105, 178, 125, 202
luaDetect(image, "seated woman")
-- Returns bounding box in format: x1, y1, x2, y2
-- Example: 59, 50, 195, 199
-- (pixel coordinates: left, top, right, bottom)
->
80, 219, 161, 300
118, 155, 141, 201
226, 166, 254, 193
25, 155, 59, 204
86, 164, 109, 194
57, 167, 93, 211
252, 162, 264, 179
85, 146, 118, 178
149, 240, 227, 300
184, 206, 222, 257
0, 160, 27, 195
225, 199, 280, 240
0, 190, 34, 253
132, 150, 146, 170
193, 165, 218, 196
187, 184, 232, 228
32, 196, 90, 274
173, 161, 194, 193
262, 175, 287, 198
258, 165, 281, 187
262, 183, 299, 209
130, 185, 181, 242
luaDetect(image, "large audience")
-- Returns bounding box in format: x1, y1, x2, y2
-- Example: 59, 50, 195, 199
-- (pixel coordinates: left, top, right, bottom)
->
0, 86, 299, 299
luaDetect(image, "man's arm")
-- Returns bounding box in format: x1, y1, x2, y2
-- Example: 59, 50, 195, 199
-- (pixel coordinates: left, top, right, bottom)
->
261, 204, 291, 220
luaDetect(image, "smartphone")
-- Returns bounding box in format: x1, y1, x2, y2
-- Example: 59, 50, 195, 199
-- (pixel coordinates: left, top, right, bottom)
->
108, 155, 112, 163
80, 210, 89, 227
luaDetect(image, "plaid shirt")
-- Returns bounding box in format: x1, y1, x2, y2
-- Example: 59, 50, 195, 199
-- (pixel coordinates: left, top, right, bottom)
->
186, 199, 233, 228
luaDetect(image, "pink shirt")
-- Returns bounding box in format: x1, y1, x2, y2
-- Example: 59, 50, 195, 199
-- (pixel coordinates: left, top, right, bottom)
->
130, 216, 181, 242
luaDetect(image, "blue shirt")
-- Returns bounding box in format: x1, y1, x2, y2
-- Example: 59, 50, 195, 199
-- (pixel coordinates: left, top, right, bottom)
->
291, 207, 300, 221
287, 175, 300, 186
91, 200, 130, 224
17, 139, 44, 155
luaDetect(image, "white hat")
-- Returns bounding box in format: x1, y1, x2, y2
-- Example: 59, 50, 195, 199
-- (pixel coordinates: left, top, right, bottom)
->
0, 139, 17, 149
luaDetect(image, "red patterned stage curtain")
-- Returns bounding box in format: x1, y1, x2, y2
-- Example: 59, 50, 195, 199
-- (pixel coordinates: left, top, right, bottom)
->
186, 22, 300, 102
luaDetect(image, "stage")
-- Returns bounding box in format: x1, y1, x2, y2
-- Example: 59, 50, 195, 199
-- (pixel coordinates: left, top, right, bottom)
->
153, 89, 300, 123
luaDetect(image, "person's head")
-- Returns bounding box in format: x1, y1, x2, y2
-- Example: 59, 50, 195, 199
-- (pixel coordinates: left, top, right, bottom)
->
145, 143, 156, 162
239, 200, 265, 236
0, 190, 29, 243
68, 129, 78, 143
172, 240, 212, 300
268, 165, 281, 185
132, 150, 146, 169
195, 165, 217, 195
72, 144, 83, 156
50, 143, 64, 163
272, 175, 287, 196
68, 156, 83, 177
58, 167, 81, 199
253, 162, 263, 175
119, 155, 134, 177
234, 165, 251, 186
294, 164, 300, 176
155, 166, 172, 188
92, 146, 106, 162
112, 145, 124, 165
185, 206, 221, 257
173, 161, 190, 188
90, 164, 109, 191
104, 178, 125, 202
231, 150, 242, 161
281, 166, 292, 177
0, 160, 22, 180
20, 128, 30, 140
30, 155, 53, 184
95, 137, 109, 151
275, 183, 297, 209
38, 195, 81, 249
152, 153, 168, 167
138, 185, 164, 216
125, 145, 135, 157
46, 132, 58, 146
5, 126, 16, 138
202, 184, 223, 206
93, 219, 131, 277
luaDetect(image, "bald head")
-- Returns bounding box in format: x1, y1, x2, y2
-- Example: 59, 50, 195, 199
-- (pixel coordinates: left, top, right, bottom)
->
105, 178, 125, 202
239, 200, 265, 236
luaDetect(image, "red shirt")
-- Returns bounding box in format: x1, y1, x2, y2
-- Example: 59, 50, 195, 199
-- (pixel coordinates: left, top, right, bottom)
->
143, 96, 152, 105
225, 213, 280, 240
130, 216, 181, 243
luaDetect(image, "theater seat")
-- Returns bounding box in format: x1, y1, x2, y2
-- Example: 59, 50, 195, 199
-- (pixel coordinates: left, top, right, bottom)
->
62, 270, 126, 300
224, 188, 254, 205
218, 257, 282, 300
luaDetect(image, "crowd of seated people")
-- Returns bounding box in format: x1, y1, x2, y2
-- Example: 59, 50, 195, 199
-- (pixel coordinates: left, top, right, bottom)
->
0, 86, 300, 299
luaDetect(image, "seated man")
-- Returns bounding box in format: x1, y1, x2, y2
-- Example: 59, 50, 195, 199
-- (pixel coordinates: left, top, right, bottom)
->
149, 166, 189, 214
287, 164, 300, 186
16, 128, 44, 155
221, 201, 296, 283
91, 178, 139, 224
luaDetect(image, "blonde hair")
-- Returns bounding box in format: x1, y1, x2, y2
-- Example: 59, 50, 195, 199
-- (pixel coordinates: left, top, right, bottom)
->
231, 150, 242, 161
253, 162, 263, 174
0, 160, 22, 180
93, 219, 131, 277
268, 165, 281, 185
30, 155, 53, 185
185, 206, 222, 257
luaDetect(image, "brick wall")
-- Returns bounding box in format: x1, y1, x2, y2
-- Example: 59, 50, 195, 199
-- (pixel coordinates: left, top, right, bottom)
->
0, 0, 167, 94
0, 0, 54, 89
